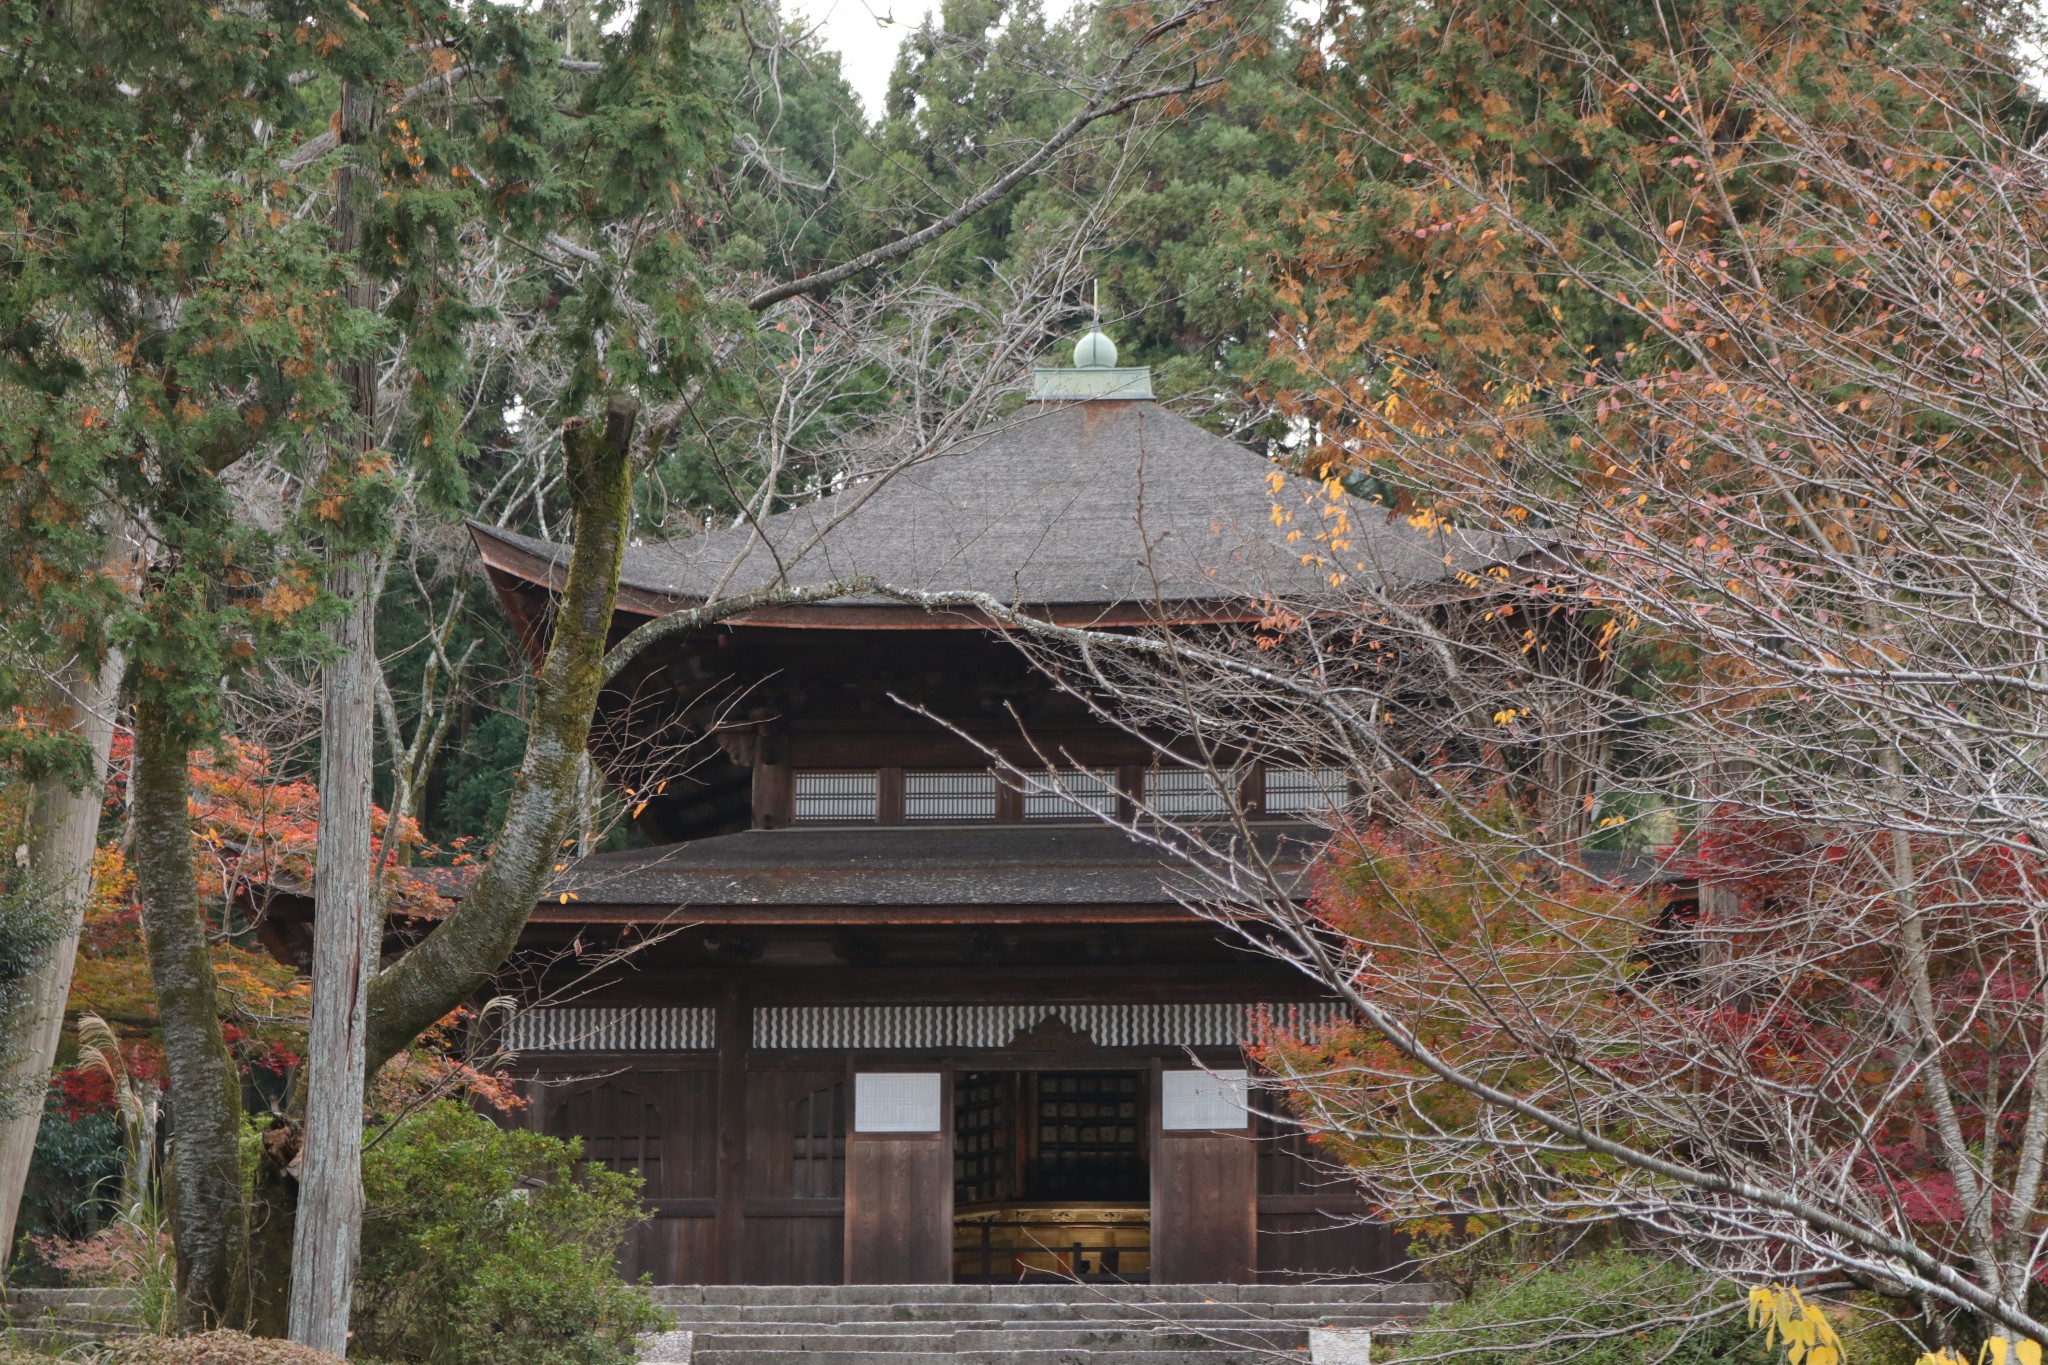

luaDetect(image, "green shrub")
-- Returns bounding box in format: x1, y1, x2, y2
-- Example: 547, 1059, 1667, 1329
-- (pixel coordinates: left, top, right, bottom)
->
1382, 1251, 1768, 1365
353, 1102, 666, 1365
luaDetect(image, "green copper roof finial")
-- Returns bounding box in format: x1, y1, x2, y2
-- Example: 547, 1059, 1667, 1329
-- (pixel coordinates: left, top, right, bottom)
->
1074, 284, 1118, 368
1029, 280, 1151, 400
1073, 324, 1119, 370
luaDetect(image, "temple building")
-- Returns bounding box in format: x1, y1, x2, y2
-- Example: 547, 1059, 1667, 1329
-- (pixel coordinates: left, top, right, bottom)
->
456, 329, 1484, 1288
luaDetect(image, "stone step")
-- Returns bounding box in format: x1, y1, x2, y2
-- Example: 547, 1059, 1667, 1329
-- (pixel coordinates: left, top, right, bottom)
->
0, 1286, 146, 1348
693, 1352, 966, 1365
696, 1335, 960, 1353
694, 1353, 1284, 1365
956, 1352, 1285, 1365
3, 1326, 107, 1351
648, 1284, 1426, 1306
689, 1328, 1320, 1352
664, 1319, 1400, 1339
665, 1318, 1406, 1339
953, 1329, 1298, 1352
654, 1304, 1425, 1326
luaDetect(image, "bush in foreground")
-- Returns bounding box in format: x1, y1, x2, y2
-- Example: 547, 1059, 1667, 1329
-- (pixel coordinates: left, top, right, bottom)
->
1381, 1252, 1768, 1365
353, 1102, 665, 1365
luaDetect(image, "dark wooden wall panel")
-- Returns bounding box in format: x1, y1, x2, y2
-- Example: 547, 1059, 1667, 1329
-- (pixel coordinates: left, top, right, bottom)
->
1152, 1131, 1257, 1284
745, 1070, 845, 1197
618, 1214, 719, 1284
843, 1133, 952, 1284
1255, 1211, 1404, 1281
742, 1213, 845, 1285
1253, 1111, 1405, 1281
673, 1216, 718, 1284
662, 1071, 719, 1198
536, 1067, 721, 1285
740, 1068, 846, 1282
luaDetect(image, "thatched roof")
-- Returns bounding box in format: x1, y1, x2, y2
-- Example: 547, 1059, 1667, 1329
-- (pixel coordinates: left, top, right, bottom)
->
472, 397, 1510, 613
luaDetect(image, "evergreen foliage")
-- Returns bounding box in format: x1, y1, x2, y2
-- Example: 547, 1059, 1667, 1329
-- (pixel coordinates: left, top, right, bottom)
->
352, 1103, 666, 1365
1383, 1253, 1769, 1365
0, 886, 65, 1121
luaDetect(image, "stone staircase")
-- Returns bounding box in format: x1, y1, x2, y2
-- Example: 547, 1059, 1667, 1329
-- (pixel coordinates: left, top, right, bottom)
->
641, 1282, 1438, 1365
0, 1286, 143, 1350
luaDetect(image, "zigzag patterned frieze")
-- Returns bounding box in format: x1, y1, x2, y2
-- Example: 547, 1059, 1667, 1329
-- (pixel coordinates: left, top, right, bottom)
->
504, 1000, 1344, 1052
504, 1005, 717, 1052
751, 1001, 1345, 1049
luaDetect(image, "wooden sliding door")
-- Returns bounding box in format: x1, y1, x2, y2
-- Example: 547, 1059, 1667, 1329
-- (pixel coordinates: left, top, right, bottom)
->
1150, 1068, 1256, 1283
843, 1071, 953, 1283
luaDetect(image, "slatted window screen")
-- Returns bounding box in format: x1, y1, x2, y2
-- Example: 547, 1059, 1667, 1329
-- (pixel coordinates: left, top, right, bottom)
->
903, 771, 998, 822
793, 771, 878, 822
1264, 766, 1350, 814
790, 1081, 846, 1197
1143, 767, 1235, 818
551, 1080, 664, 1195
1021, 770, 1118, 820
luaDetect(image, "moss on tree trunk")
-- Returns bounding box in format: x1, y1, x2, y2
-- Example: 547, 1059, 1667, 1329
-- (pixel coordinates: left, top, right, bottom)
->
131, 700, 250, 1329
362, 394, 638, 1074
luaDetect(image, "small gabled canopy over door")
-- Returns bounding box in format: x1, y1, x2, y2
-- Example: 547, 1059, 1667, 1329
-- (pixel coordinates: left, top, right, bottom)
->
843, 1071, 953, 1283
1151, 1067, 1257, 1284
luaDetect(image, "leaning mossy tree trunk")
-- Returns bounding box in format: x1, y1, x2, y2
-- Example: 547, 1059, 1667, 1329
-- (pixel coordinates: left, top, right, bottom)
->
132, 699, 251, 1329
242, 395, 882, 1326
242, 397, 643, 1330
361, 394, 640, 1076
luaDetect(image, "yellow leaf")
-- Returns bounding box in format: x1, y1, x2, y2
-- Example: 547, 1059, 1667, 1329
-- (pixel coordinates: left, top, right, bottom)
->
1979, 1339, 2045, 1365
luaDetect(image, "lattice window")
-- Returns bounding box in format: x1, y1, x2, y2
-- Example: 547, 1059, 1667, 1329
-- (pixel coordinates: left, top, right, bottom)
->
904, 771, 997, 821
550, 1079, 663, 1195
954, 1071, 1012, 1205
1265, 766, 1349, 815
793, 772, 877, 822
1143, 767, 1235, 818
791, 1082, 846, 1197
1031, 1072, 1145, 1201
1021, 770, 1118, 820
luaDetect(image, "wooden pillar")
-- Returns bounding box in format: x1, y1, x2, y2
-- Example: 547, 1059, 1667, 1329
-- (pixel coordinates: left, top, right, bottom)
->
750, 719, 792, 829
995, 773, 1024, 824
713, 984, 749, 1282
1117, 764, 1144, 822
877, 767, 905, 825
1239, 763, 1266, 817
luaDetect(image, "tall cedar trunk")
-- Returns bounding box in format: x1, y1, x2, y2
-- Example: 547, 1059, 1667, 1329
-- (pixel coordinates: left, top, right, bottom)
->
0, 649, 125, 1260
242, 398, 640, 1323
132, 701, 249, 1327
362, 397, 638, 1073
287, 78, 382, 1355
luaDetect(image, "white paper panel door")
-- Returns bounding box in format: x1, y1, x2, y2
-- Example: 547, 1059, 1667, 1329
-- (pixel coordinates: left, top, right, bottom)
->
853, 1072, 943, 1132
1160, 1068, 1250, 1130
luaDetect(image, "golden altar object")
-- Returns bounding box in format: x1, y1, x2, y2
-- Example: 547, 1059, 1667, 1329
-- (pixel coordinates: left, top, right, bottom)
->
952, 1202, 1151, 1280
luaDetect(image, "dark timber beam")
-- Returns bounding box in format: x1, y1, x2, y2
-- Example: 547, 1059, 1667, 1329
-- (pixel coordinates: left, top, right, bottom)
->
713, 983, 750, 1282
